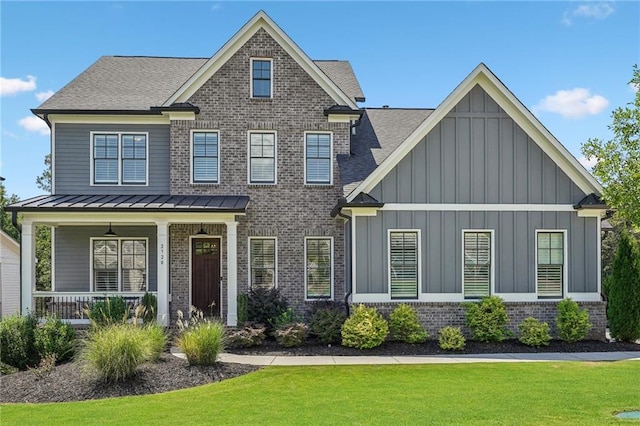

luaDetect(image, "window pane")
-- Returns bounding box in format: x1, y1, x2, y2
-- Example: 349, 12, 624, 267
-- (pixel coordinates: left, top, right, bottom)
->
122, 159, 146, 183
306, 159, 330, 183
537, 232, 564, 297
305, 133, 331, 184
390, 232, 418, 299
252, 60, 271, 98
250, 239, 276, 290
463, 232, 491, 298
94, 240, 118, 291
122, 240, 146, 292
94, 159, 118, 183
306, 238, 331, 299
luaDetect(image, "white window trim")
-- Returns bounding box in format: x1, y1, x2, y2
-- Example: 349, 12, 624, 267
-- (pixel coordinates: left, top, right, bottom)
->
387, 229, 422, 301
247, 130, 278, 185
304, 236, 334, 301
461, 229, 496, 299
188, 234, 223, 319
247, 236, 278, 290
534, 229, 568, 300
90, 131, 149, 186
190, 129, 220, 185
89, 237, 149, 292
250, 58, 273, 99
303, 131, 333, 186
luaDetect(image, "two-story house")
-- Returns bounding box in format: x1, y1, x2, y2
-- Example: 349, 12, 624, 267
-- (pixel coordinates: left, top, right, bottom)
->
8, 11, 607, 337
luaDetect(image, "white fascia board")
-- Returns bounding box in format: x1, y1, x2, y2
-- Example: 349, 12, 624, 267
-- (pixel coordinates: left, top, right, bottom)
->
327, 113, 361, 123
381, 204, 577, 212
19, 211, 242, 225
165, 11, 357, 109
577, 209, 607, 218
346, 63, 602, 202
48, 114, 169, 125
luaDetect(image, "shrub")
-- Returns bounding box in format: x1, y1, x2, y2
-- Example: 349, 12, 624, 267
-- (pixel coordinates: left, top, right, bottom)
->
389, 304, 428, 344
310, 301, 347, 344
464, 296, 510, 342
247, 287, 288, 332
81, 324, 151, 382
438, 326, 466, 351
274, 323, 309, 347
140, 292, 157, 324
0, 362, 19, 375
143, 324, 167, 362
518, 317, 551, 347
556, 298, 592, 343
227, 324, 266, 348
237, 293, 249, 325
88, 296, 129, 327
341, 304, 389, 349
176, 308, 226, 366
272, 307, 302, 330
34, 315, 76, 362
607, 232, 640, 342
0, 313, 38, 369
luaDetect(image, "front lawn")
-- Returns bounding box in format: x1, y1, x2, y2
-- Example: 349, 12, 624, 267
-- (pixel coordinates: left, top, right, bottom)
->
3, 361, 639, 425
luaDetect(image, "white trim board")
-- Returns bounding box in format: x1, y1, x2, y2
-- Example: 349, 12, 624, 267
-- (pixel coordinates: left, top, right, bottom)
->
346, 63, 602, 202
381, 204, 577, 212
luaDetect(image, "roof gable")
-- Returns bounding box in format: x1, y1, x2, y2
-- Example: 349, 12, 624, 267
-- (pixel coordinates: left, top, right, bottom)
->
346, 63, 603, 201
164, 11, 358, 109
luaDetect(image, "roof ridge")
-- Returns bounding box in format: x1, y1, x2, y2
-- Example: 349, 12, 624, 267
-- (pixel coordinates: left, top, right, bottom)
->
109, 55, 209, 60
365, 107, 435, 111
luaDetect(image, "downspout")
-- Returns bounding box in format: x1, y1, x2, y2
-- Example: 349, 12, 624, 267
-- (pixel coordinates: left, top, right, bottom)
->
337, 208, 353, 316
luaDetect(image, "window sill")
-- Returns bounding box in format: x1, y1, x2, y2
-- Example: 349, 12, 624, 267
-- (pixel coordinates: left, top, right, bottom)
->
249, 97, 273, 102
190, 182, 220, 186
248, 183, 277, 187
304, 183, 333, 188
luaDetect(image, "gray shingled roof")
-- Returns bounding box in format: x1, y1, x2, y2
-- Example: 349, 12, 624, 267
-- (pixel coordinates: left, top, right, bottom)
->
338, 108, 434, 196
36, 57, 363, 111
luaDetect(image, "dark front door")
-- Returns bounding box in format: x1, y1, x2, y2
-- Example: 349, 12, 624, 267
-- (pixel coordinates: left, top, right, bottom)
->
191, 238, 221, 317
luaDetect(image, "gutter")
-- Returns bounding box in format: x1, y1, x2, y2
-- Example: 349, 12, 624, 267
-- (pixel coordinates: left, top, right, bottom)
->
335, 206, 353, 316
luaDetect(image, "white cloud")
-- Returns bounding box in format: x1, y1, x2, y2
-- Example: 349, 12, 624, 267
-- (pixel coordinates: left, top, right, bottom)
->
35, 90, 54, 102
0, 75, 36, 96
562, 2, 614, 25
211, 3, 221, 11
533, 88, 609, 119
18, 116, 50, 135
578, 155, 597, 170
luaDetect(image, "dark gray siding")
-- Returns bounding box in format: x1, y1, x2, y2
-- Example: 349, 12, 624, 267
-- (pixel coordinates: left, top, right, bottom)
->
354, 211, 597, 295
54, 123, 170, 194
369, 85, 586, 204
55, 226, 157, 292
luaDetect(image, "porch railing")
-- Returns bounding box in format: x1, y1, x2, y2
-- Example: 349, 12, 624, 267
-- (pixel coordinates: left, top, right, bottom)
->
33, 291, 157, 322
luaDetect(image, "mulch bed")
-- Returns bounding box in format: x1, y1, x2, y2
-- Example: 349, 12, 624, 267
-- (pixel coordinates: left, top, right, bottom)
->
2, 339, 638, 404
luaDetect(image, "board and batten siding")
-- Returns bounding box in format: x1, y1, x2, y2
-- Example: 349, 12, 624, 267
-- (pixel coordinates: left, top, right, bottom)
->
354, 210, 597, 296
368, 85, 587, 205
54, 123, 170, 194
55, 226, 157, 292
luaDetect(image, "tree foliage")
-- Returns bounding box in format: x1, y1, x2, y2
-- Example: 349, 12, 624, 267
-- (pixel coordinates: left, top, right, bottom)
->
607, 232, 640, 342
36, 154, 52, 193
0, 181, 20, 241
582, 65, 640, 227
35, 155, 52, 291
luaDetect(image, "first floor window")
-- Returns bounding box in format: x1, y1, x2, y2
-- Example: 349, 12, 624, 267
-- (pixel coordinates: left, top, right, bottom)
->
250, 238, 276, 289
249, 132, 276, 183
305, 133, 331, 184
389, 231, 419, 299
192, 131, 219, 183
537, 232, 564, 298
305, 238, 332, 299
463, 231, 492, 298
93, 239, 147, 292
93, 133, 147, 185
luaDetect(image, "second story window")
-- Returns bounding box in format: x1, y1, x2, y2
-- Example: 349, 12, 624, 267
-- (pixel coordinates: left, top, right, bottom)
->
305, 133, 332, 184
192, 131, 219, 183
251, 58, 272, 98
92, 132, 147, 185
249, 132, 276, 184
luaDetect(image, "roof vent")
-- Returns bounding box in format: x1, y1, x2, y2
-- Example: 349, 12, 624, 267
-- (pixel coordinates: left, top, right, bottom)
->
382, 105, 389, 108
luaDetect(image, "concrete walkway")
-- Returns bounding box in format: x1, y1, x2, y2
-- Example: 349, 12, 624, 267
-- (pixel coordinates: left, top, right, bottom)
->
171, 348, 640, 366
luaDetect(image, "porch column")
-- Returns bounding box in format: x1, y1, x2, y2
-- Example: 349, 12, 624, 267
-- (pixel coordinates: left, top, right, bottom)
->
21, 220, 35, 315
225, 221, 238, 326
156, 221, 170, 326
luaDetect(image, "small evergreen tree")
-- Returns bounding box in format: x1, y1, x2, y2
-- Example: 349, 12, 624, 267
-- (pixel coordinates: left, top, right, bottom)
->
607, 232, 640, 342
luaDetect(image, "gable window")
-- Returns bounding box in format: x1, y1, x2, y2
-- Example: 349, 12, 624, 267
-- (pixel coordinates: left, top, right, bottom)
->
251, 59, 272, 98
463, 231, 493, 298
92, 132, 147, 185
305, 133, 332, 184
249, 132, 276, 184
536, 231, 565, 298
92, 238, 147, 292
192, 131, 219, 183
249, 238, 276, 289
389, 231, 419, 299
305, 238, 332, 299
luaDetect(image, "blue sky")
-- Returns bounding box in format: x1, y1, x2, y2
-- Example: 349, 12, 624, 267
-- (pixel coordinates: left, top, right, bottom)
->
1, 1, 638, 199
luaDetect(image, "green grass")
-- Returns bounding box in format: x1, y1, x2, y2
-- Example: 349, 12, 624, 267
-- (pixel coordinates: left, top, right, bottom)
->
2, 361, 639, 425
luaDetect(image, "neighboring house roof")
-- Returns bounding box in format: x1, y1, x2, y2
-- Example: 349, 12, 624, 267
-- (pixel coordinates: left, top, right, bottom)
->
6, 194, 249, 213
338, 108, 433, 196
344, 63, 603, 201
0, 230, 20, 257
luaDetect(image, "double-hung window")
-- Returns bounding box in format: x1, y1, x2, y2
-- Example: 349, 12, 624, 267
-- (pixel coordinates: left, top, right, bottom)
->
92, 238, 147, 292
463, 231, 493, 298
251, 59, 272, 98
536, 231, 565, 298
192, 131, 219, 183
305, 133, 332, 184
389, 231, 419, 299
305, 238, 332, 299
249, 132, 276, 184
249, 238, 276, 289
92, 133, 147, 185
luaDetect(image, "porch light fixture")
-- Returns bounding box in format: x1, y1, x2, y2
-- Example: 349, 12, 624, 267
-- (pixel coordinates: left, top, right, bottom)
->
197, 223, 208, 235
104, 223, 117, 236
